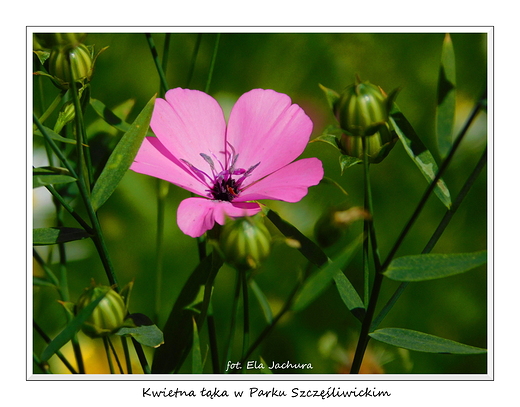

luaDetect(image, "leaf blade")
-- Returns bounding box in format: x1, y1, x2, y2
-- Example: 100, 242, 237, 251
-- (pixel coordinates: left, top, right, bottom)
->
33, 166, 76, 188
40, 292, 106, 362
291, 235, 364, 317
390, 109, 452, 209
90, 94, 156, 211
33, 227, 90, 245
384, 250, 487, 282
369, 328, 486, 354
436, 33, 457, 158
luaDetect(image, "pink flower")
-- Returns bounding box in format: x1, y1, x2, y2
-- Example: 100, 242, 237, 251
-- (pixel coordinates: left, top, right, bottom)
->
131, 88, 324, 238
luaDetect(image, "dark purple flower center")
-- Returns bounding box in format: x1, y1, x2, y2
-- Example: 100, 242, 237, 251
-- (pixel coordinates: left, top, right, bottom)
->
181, 143, 259, 202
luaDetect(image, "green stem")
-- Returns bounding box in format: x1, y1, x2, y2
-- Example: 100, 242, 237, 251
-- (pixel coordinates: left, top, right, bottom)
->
103, 337, 115, 374
132, 337, 151, 374
349, 94, 486, 373
224, 269, 241, 372
107, 336, 124, 373
44, 184, 93, 233
204, 34, 221, 94
371, 145, 488, 330
33, 321, 77, 374
207, 306, 220, 373
121, 336, 132, 374
241, 268, 250, 362
186, 34, 202, 88
238, 282, 301, 366
145, 33, 170, 93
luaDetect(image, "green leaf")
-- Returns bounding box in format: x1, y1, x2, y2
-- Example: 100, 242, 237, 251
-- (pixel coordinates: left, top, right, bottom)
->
266, 209, 328, 268
384, 250, 487, 282
332, 270, 365, 321
33, 166, 76, 188
250, 279, 273, 324
310, 131, 341, 150
436, 33, 457, 158
40, 291, 106, 362
33, 227, 90, 245
339, 154, 363, 173
292, 235, 364, 318
369, 328, 486, 354
390, 109, 452, 209
90, 94, 156, 211
151, 254, 223, 374
191, 317, 203, 374
115, 313, 164, 348
319, 83, 340, 110
89, 98, 133, 134
34, 125, 78, 145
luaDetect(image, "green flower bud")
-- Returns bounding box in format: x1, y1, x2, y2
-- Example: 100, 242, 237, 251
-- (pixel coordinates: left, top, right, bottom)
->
34, 33, 87, 49
53, 102, 76, 133
219, 215, 272, 270
339, 122, 398, 164
48, 43, 93, 88
75, 284, 127, 338
334, 77, 397, 137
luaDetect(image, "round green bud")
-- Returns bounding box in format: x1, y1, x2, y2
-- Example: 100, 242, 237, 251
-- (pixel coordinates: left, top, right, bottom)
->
34, 33, 87, 49
48, 43, 93, 88
75, 285, 127, 338
219, 216, 272, 270
339, 122, 398, 164
334, 79, 389, 137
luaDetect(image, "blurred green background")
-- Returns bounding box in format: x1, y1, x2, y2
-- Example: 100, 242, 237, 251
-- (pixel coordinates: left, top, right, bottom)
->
33, 31, 488, 374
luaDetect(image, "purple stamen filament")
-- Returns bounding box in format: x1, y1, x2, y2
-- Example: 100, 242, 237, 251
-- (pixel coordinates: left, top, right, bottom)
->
182, 143, 259, 202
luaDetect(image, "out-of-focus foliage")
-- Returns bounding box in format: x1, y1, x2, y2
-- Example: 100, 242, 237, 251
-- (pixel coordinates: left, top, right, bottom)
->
33, 32, 488, 374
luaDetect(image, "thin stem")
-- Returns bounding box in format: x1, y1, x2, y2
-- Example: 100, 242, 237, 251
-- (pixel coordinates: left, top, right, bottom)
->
371, 145, 488, 330
44, 184, 93, 233
145, 33, 170, 93
241, 268, 250, 361
382, 95, 485, 271
223, 270, 241, 372
107, 336, 124, 374
207, 306, 220, 373
238, 282, 301, 365
33, 321, 77, 374
103, 337, 115, 374
349, 94, 486, 373
186, 34, 202, 88
132, 337, 151, 374
121, 336, 132, 374
204, 33, 221, 94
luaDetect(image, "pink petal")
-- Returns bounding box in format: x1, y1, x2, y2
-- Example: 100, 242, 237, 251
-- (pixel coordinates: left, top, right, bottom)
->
151, 88, 227, 171
130, 136, 210, 196
237, 158, 323, 202
177, 197, 262, 238
226, 89, 313, 183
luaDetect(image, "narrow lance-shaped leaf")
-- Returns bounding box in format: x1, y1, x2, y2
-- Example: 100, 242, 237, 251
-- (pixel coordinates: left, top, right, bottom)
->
390, 108, 452, 209
266, 209, 328, 267
33, 166, 76, 188
291, 235, 365, 319
191, 317, 203, 374
384, 250, 487, 282
33, 125, 78, 145
33, 227, 90, 246
90, 94, 156, 211
249, 279, 273, 324
369, 328, 486, 354
40, 291, 106, 362
436, 33, 457, 158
